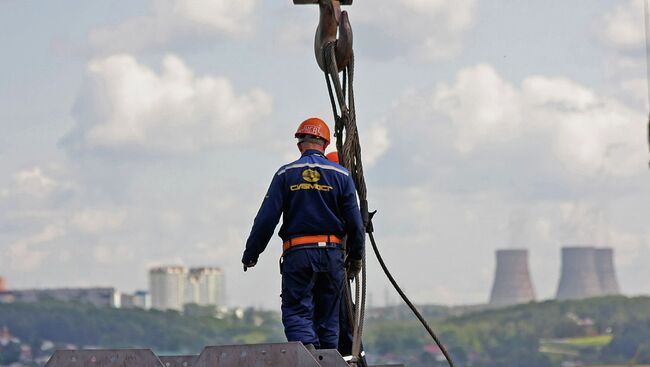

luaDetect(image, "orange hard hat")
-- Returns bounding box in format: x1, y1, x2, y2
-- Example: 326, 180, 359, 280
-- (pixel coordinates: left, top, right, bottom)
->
295, 117, 331, 144
326, 151, 339, 164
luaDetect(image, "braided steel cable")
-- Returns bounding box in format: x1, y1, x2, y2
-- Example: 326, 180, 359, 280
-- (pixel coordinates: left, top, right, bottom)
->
322, 40, 456, 367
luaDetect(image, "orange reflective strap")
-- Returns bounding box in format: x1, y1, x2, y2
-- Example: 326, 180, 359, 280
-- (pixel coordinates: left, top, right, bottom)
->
282, 235, 343, 252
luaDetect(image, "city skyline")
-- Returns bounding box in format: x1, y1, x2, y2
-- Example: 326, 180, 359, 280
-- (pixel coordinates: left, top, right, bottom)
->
0, 245, 627, 309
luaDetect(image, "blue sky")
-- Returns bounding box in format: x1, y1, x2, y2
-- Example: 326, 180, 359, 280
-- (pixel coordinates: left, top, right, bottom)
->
0, 0, 648, 309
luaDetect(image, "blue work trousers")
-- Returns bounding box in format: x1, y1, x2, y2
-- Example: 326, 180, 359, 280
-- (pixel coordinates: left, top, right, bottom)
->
281, 247, 344, 349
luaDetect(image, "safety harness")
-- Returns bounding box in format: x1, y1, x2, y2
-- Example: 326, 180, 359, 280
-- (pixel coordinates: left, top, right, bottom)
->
283, 235, 343, 253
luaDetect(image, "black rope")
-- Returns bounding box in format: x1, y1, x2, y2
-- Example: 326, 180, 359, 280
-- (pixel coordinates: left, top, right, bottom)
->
368, 231, 457, 367
322, 41, 456, 367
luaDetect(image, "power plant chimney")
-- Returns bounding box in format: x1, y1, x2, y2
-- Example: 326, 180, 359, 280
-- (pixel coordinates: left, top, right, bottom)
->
594, 247, 620, 295
489, 249, 536, 307
556, 246, 602, 300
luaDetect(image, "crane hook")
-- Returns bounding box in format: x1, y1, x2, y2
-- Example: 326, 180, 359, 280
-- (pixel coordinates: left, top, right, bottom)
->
294, 0, 353, 73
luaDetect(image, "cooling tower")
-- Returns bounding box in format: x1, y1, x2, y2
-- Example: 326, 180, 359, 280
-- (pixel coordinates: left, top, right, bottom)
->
555, 246, 602, 300
594, 248, 620, 295
489, 249, 536, 307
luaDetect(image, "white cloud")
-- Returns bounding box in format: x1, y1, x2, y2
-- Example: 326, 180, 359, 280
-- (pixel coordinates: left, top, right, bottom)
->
431, 64, 646, 177
13, 167, 60, 198
434, 64, 522, 153
70, 209, 126, 234
65, 54, 272, 153
620, 78, 648, 105
275, 18, 314, 53
89, 0, 258, 52
355, 0, 477, 60
360, 124, 391, 167
94, 245, 135, 265
602, 0, 645, 49
9, 225, 66, 272
557, 202, 610, 245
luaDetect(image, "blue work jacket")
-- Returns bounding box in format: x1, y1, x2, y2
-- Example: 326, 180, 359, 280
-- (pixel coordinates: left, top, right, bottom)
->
243, 149, 365, 263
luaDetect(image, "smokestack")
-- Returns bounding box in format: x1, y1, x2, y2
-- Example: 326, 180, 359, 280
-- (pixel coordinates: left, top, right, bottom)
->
489, 249, 536, 307
594, 248, 620, 295
556, 246, 602, 300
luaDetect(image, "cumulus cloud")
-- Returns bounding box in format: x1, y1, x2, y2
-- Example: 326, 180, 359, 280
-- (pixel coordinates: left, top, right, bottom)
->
360, 124, 391, 167
602, 0, 645, 49
434, 64, 522, 153
89, 0, 258, 52
94, 245, 135, 265
355, 0, 477, 60
9, 225, 66, 272
63, 54, 272, 153
70, 209, 126, 234
620, 78, 648, 105
13, 167, 62, 198
431, 64, 646, 177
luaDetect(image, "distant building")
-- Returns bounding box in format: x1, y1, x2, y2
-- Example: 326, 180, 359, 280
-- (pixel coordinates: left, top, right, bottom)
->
149, 266, 187, 311
0, 288, 120, 308
0, 276, 6, 291
149, 266, 225, 312
489, 249, 536, 307
556, 246, 620, 301
133, 290, 151, 309
185, 267, 224, 307
120, 290, 151, 310
120, 293, 135, 308
594, 248, 620, 295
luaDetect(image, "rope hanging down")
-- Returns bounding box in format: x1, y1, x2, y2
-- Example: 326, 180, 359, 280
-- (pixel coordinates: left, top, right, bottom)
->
321, 42, 457, 367
323, 41, 368, 367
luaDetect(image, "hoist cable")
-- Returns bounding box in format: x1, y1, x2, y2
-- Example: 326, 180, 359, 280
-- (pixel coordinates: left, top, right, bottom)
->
322, 41, 456, 367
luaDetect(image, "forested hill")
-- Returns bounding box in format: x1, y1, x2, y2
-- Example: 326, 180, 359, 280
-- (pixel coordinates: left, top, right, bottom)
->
1, 296, 649, 366
365, 296, 650, 366
0, 302, 285, 354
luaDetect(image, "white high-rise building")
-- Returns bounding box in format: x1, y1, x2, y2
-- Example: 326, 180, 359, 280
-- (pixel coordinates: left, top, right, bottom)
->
149, 266, 187, 311
185, 267, 224, 307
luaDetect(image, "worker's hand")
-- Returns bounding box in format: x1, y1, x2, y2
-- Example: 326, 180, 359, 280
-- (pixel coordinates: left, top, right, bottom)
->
243, 260, 257, 272
345, 258, 362, 280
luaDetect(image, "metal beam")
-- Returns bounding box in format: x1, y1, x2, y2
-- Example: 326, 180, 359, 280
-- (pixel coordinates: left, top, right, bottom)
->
194, 342, 322, 367
307, 349, 349, 367
159, 355, 197, 367
45, 349, 164, 367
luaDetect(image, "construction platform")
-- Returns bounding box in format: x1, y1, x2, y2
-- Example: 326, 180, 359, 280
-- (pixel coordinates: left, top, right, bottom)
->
44, 342, 405, 367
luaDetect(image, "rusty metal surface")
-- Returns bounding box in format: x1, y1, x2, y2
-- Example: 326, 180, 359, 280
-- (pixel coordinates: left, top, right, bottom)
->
158, 355, 197, 367
194, 342, 321, 367
44, 349, 164, 367
293, 0, 354, 72
43, 345, 375, 367
307, 349, 349, 367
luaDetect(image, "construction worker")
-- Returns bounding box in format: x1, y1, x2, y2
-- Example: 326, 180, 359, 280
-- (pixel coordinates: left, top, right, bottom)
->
242, 117, 365, 350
